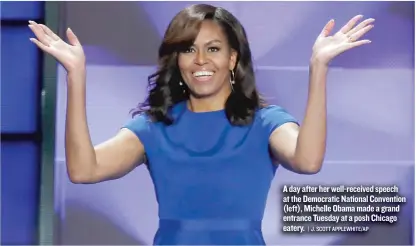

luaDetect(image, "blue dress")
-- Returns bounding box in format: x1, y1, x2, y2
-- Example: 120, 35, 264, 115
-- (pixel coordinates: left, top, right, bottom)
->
123, 101, 298, 245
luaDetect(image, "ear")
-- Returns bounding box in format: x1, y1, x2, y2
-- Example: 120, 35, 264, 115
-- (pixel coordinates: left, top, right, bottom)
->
229, 49, 238, 71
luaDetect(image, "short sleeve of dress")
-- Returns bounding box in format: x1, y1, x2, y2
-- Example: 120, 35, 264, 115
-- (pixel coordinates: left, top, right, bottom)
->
259, 105, 299, 137
121, 113, 152, 148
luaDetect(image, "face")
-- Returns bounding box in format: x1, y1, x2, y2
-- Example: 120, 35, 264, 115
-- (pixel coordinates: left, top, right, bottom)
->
178, 20, 237, 98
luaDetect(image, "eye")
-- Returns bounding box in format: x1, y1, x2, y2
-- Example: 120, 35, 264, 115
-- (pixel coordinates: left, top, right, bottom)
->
183, 47, 195, 53
208, 47, 220, 52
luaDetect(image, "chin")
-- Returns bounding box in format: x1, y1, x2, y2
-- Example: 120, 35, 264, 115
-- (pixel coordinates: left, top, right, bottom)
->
188, 83, 219, 98
190, 89, 216, 99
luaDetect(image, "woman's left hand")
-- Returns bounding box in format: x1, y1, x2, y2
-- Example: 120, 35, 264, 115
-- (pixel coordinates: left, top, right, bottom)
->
311, 15, 374, 66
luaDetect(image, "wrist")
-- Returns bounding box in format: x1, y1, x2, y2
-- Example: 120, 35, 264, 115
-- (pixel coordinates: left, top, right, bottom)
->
308, 58, 329, 87
309, 58, 329, 72
67, 67, 86, 79
66, 67, 87, 90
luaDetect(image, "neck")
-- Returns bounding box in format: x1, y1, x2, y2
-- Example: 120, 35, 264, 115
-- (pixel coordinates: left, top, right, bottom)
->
188, 88, 231, 112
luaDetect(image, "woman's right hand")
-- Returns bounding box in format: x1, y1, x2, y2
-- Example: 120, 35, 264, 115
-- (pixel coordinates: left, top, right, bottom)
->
28, 20, 85, 73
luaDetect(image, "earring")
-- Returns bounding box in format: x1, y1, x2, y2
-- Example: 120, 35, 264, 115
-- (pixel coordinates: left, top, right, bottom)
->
179, 81, 186, 94
230, 70, 235, 91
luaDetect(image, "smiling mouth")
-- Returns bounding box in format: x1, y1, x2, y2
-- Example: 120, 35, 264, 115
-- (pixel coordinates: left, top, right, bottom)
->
193, 71, 214, 82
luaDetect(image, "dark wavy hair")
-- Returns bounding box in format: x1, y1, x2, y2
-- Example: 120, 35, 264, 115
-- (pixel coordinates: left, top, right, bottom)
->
133, 4, 266, 126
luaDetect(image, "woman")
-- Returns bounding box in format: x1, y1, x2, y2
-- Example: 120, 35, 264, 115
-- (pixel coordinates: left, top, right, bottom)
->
29, 4, 374, 245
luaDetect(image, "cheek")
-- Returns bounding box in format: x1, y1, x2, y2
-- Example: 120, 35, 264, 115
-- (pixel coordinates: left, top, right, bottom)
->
213, 52, 233, 68
214, 58, 232, 73
177, 55, 192, 72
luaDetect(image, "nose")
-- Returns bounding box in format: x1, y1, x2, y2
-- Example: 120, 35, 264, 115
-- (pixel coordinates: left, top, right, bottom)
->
194, 50, 208, 65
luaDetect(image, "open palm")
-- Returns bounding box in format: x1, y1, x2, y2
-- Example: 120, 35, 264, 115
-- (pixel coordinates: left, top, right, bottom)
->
28, 20, 85, 73
312, 15, 374, 65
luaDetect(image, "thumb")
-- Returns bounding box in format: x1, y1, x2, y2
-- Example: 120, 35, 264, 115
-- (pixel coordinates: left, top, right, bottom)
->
66, 27, 81, 46
318, 19, 335, 38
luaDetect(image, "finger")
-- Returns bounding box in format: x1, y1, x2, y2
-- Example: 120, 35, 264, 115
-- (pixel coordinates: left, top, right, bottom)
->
319, 19, 335, 38
66, 28, 81, 46
349, 24, 374, 42
339, 15, 363, 34
30, 21, 57, 42
347, 39, 372, 49
335, 39, 371, 55
28, 24, 51, 47
28, 20, 56, 42
39, 24, 60, 41
30, 38, 52, 53
346, 18, 375, 36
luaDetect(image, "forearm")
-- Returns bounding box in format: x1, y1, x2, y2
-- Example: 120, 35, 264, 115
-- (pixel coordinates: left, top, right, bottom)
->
65, 69, 97, 182
293, 62, 328, 173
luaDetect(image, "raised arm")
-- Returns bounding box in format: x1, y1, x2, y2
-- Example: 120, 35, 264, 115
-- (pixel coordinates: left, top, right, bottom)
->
269, 15, 374, 174
29, 21, 145, 183
65, 70, 145, 183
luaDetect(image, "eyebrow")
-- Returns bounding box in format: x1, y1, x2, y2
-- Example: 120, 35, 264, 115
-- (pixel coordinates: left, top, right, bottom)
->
191, 39, 222, 47
205, 39, 222, 45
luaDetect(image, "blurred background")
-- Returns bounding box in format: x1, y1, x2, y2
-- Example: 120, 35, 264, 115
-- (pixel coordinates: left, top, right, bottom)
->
1, 1, 415, 245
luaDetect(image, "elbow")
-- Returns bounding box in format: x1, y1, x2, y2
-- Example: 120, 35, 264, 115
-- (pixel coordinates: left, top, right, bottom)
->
301, 163, 322, 174
292, 157, 323, 175
68, 176, 84, 184
67, 168, 95, 184
68, 172, 88, 184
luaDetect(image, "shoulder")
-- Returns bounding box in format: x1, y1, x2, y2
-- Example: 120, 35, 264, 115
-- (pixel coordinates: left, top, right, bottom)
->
258, 105, 287, 116
122, 102, 185, 135
256, 105, 299, 135
257, 105, 296, 121
122, 113, 153, 137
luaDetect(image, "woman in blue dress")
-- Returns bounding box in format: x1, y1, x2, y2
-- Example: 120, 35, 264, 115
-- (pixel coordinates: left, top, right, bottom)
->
29, 3, 374, 245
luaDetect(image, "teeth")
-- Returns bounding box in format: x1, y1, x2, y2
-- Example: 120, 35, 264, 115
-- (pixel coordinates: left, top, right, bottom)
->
193, 71, 214, 77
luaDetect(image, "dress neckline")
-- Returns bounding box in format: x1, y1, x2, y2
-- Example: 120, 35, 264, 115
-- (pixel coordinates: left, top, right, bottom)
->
181, 101, 225, 117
